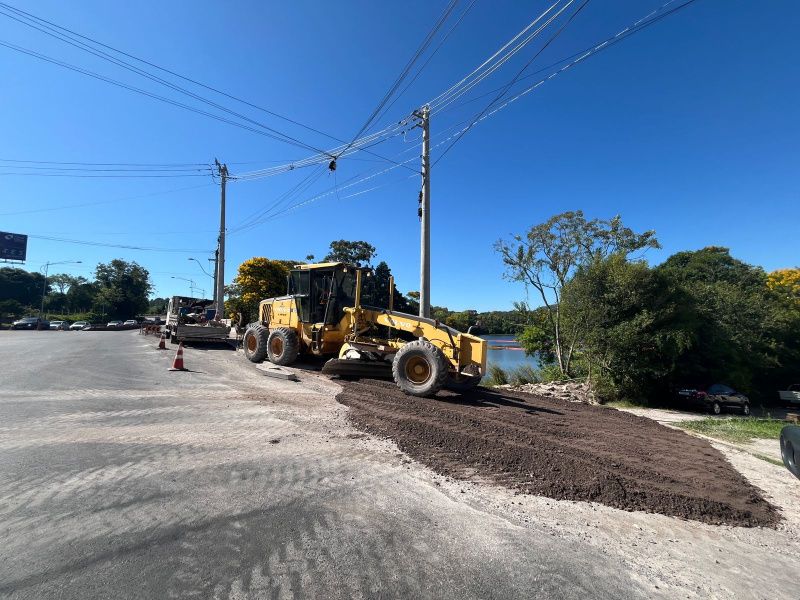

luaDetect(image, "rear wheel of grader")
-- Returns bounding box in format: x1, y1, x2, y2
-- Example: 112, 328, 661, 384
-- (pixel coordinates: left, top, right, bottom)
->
267, 327, 300, 366
392, 339, 449, 397
243, 324, 269, 362
445, 373, 482, 393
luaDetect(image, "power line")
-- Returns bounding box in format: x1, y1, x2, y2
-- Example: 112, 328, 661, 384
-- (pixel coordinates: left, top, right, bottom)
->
27, 233, 211, 253
0, 158, 209, 167
431, 0, 698, 165
0, 2, 415, 168
0, 183, 213, 216
336, 0, 461, 159
434, 0, 590, 165
439, 0, 694, 116
372, 0, 479, 125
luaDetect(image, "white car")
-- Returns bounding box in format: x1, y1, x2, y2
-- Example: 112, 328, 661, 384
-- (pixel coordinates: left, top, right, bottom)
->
49, 320, 69, 330
123, 320, 138, 326
107, 321, 123, 328
69, 321, 90, 330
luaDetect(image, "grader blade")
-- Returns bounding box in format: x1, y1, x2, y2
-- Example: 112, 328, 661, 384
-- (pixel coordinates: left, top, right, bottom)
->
321, 358, 393, 380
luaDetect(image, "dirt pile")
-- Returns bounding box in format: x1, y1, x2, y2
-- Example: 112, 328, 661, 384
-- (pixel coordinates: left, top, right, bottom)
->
498, 380, 597, 404
336, 379, 779, 527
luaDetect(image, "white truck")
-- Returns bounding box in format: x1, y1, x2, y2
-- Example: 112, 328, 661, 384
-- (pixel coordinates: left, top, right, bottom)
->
779, 384, 800, 407
165, 296, 230, 344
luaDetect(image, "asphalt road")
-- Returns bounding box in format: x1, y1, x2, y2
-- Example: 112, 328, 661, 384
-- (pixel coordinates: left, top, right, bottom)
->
0, 329, 655, 599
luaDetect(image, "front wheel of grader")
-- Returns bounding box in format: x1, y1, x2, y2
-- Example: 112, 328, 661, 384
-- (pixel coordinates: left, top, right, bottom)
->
392, 339, 449, 397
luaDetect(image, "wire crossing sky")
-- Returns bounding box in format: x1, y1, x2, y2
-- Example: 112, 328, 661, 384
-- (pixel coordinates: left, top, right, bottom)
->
1, 0, 797, 310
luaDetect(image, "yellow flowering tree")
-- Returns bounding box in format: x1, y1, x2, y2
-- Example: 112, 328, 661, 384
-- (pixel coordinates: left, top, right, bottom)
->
225, 257, 294, 323
767, 268, 800, 306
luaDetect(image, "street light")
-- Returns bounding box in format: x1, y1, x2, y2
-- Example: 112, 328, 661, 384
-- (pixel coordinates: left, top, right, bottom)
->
171, 276, 197, 297
40, 260, 82, 318
188, 257, 214, 280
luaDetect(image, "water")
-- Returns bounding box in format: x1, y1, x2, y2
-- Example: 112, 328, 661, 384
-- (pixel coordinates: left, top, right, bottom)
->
481, 333, 540, 371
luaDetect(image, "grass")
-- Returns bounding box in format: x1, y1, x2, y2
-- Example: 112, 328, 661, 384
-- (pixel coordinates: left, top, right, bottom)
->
676, 417, 786, 444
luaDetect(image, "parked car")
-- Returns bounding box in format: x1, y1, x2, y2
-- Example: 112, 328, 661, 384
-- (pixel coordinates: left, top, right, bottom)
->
70, 320, 90, 330
778, 384, 800, 408
49, 320, 70, 330
123, 320, 138, 326
11, 317, 50, 330
678, 383, 751, 415
107, 321, 123, 328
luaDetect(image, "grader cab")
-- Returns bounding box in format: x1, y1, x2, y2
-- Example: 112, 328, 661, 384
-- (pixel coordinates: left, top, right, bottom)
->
242, 262, 487, 397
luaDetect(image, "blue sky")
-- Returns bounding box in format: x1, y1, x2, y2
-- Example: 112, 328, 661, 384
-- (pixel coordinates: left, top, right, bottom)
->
1, 0, 798, 312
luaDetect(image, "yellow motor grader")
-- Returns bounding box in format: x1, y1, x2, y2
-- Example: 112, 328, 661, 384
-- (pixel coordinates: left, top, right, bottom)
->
242, 262, 486, 397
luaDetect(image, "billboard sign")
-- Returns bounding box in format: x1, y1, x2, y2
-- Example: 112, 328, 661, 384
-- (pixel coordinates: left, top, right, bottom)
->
0, 231, 28, 262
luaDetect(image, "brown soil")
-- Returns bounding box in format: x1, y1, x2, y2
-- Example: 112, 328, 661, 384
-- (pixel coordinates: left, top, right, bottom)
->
336, 379, 780, 527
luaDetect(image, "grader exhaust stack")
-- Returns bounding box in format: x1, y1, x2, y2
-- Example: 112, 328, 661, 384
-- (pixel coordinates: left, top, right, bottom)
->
242, 262, 486, 397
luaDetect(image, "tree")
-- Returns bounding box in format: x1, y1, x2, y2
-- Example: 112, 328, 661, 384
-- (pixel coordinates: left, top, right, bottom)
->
767, 268, 800, 307
561, 255, 694, 399
48, 274, 86, 295
657, 247, 779, 393
225, 257, 292, 323
66, 281, 98, 313
368, 261, 411, 312
94, 260, 153, 320
146, 297, 169, 314
0, 267, 47, 307
495, 211, 660, 376
324, 240, 377, 267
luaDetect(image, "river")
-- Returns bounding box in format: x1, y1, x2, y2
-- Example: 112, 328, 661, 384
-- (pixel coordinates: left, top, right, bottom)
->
481, 333, 540, 371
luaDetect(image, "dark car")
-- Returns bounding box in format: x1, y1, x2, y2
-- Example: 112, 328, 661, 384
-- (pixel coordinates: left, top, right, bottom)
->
677, 383, 751, 415
11, 317, 50, 330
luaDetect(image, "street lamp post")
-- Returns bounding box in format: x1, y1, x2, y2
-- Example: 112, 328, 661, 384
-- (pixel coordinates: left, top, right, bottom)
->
188, 257, 214, 280
171, 276, 197, 297
40, 260, 82, 318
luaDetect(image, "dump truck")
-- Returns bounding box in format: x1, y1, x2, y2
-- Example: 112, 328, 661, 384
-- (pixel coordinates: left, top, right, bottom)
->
165, 296, 230, 344
242, 262, 487, 397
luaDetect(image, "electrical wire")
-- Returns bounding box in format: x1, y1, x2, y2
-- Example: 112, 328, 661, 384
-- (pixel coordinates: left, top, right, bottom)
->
0, 183, 213, 216
434, 0, 590, 165
336, 0, 461, 158
0, 2, 416, 168
431, 0, 697, 165
438, 0, 690, 116
27, 234, 211, 253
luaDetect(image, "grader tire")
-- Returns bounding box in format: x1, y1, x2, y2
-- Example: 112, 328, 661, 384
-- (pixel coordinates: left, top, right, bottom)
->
392, 339, 449, 397
267, 327, 300, 366
243, 324, 269, 363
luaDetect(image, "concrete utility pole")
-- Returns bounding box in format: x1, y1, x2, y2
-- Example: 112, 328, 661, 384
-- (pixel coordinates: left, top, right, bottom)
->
214, 159, 228, 318
415, 105, 431, 319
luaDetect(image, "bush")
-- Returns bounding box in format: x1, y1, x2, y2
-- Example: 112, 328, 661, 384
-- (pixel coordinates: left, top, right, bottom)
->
508, 364, 540, 386
485, 364, 508, 386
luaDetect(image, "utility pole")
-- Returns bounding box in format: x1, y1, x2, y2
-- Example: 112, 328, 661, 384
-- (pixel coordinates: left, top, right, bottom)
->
214, 159, 228, 319
415, 105, 431, 319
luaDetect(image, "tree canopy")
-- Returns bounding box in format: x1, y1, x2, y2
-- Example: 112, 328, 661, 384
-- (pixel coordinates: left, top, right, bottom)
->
324, 240, 377, 267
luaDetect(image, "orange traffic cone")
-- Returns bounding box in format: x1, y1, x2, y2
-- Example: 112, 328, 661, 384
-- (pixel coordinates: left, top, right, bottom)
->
169, 343, 188, 371
158, 333, 166, 350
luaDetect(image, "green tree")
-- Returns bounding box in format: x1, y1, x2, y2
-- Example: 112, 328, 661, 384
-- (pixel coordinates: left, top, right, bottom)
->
561, 255, 694, 399
658, 247, 792, 395
94, 260, 153, 320
0, 267, 47, 307
324, 240, 377, 267
495, 211, 660, 376
366, 261, 411, 312
146, 297, 169, 314
66, 281, 98, 313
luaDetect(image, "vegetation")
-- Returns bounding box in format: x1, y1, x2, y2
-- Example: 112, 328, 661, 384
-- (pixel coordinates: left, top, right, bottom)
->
495, 212, 799, 404
0, 260, 152, 321
676, 418, 786, 443
495, 210, 660, 376
224, 257, 294, 324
